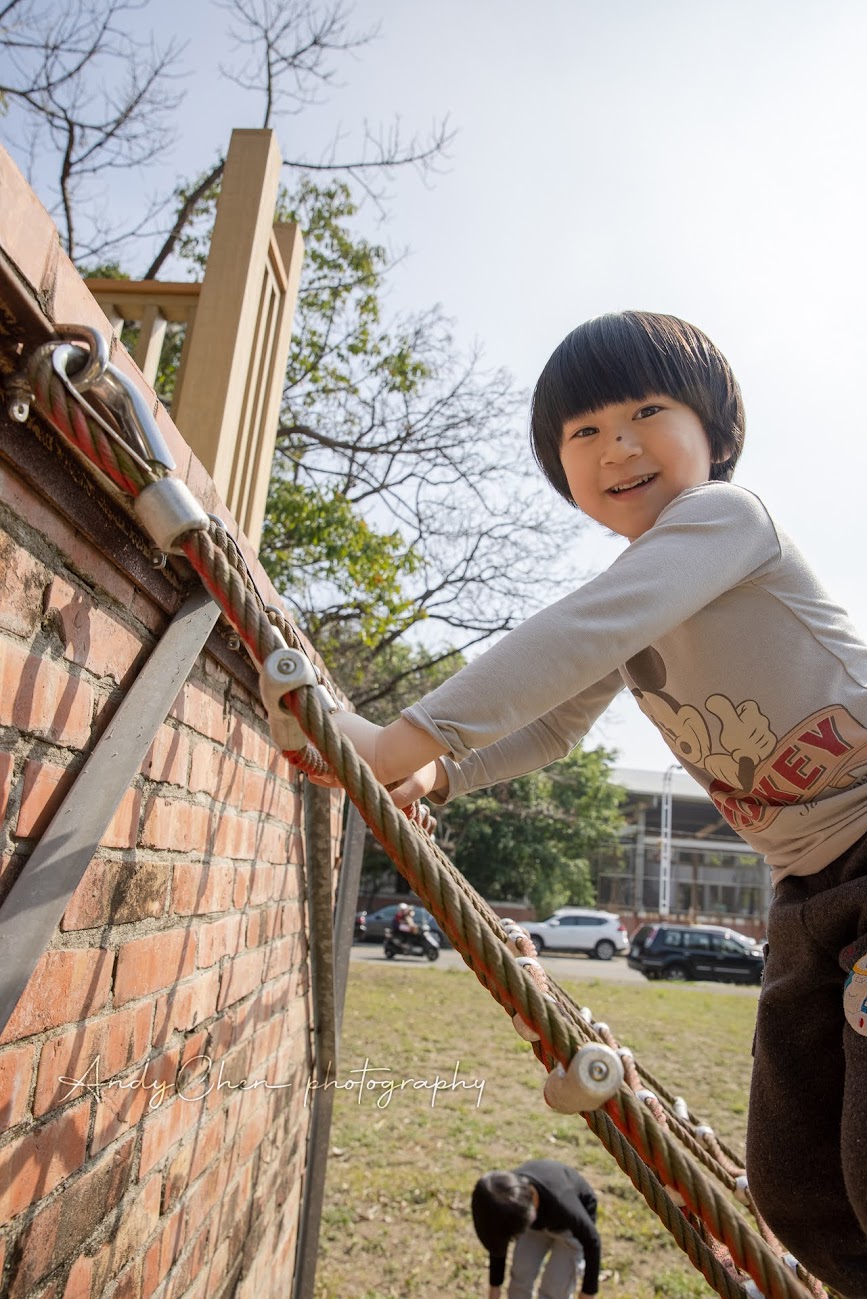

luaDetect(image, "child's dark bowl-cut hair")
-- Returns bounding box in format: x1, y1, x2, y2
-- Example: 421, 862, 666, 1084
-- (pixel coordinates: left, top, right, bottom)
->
471, 1171, 536, 1241
530, 311, 746, 506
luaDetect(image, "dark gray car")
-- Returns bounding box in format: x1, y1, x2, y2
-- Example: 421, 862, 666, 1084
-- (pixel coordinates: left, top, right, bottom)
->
627, 923, 764, 984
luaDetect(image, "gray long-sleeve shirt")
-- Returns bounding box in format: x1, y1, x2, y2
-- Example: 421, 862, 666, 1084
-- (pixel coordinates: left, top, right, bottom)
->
403, 483, 867, 885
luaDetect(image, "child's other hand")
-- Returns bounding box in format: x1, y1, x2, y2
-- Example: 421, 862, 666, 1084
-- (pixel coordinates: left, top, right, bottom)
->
330, 711, 386, 778
387, 759, 447, 808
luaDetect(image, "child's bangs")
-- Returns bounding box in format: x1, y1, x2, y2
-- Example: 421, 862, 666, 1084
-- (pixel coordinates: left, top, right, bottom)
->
548, 316, 689, 427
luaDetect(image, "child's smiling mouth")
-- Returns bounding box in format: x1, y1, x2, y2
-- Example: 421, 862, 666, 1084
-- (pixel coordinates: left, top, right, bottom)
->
607, 473, 658, 496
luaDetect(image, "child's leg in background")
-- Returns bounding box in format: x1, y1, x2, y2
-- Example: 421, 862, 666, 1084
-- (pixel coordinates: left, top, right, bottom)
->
537, 1232, 584, 1299
508, 1230, 550, 1299
746, 837, 867, 1298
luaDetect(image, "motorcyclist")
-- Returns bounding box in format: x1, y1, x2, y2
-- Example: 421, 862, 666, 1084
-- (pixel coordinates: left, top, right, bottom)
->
394, 902, 420, 950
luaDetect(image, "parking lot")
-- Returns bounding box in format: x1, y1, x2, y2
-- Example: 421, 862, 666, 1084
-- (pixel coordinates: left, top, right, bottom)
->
349, 941, 760, 993
353, 942, 641, 985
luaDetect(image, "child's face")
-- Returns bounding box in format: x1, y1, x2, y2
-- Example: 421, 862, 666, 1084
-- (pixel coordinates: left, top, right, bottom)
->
560, 395, 713, 540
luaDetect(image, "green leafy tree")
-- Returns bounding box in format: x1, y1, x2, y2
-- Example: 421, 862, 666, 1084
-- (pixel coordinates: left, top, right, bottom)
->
258, 179, 574, 706
437, 747, 626, 917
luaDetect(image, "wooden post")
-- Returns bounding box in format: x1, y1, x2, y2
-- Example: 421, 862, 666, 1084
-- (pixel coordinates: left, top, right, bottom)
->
133, 303, 168, 387
171, 129, 285, 520
234, 220, 304, 549
86, 129, 303, 552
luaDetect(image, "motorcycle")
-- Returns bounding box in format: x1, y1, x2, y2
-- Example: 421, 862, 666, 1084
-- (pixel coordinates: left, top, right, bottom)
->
383, 923, 440, 961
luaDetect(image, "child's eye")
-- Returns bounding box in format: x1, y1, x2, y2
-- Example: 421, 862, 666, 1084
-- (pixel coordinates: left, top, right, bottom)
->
568, 425, 597, 440
635, 405, 662, 419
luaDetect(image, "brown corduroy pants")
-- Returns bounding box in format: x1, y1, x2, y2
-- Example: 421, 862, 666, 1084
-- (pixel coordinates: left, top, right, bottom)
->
747, 831, 867, 1299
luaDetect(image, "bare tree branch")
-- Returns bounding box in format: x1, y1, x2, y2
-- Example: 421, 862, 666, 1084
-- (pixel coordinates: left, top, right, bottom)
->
0, 0, 184, 259
142, 158, 226, 280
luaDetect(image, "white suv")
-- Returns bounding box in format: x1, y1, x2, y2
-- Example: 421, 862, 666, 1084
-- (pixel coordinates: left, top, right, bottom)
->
523, 908, 629, 960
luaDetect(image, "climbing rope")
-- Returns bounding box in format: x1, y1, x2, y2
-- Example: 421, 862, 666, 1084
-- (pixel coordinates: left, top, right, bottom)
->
7, 326, 825, 1299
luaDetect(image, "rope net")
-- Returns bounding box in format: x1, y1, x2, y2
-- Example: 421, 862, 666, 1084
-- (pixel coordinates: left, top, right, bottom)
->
12, 333, 837, 1299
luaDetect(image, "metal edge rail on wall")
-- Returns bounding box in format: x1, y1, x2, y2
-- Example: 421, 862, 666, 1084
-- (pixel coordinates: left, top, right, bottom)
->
0, 588, 220, 1035
291, 800, 366, 1299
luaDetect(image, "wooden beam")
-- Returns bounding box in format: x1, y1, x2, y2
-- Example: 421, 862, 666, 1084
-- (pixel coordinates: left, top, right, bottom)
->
170, 129, 283, 503
86, 279, 201, 323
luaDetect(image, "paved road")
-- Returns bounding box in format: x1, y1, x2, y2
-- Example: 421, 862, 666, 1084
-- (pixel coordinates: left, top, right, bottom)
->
349, 942, 759, 995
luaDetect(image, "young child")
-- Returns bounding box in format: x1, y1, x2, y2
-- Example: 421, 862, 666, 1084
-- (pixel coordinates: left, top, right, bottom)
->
334, 311, 867, 1297
472, 1159, 600, 1299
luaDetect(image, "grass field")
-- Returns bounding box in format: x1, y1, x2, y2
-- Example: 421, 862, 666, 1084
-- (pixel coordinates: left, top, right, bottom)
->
312, 961, 758, 1299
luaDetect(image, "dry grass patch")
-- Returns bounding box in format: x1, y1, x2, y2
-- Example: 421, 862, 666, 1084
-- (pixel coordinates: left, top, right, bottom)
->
313, 962, 757, 1299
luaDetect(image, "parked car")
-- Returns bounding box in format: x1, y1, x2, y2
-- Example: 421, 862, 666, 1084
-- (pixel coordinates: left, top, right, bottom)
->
627, 923, 764, 985
357, 904, 450, 947
522, 908, 629, 960
701, 924, 766, 952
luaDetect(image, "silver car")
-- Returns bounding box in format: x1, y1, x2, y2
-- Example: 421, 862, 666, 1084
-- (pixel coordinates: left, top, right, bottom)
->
523, 908, 629, 960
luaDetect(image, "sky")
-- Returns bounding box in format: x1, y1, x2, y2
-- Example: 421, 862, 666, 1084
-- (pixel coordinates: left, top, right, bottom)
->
5, 0, 867, 772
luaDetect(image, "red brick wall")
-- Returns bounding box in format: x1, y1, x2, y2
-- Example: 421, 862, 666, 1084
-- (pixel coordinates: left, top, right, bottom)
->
0, 148, 338, 1299
0, 458, 329, 1299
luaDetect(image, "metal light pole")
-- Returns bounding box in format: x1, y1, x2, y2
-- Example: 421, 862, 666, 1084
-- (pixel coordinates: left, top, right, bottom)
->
659, 764, 680, 917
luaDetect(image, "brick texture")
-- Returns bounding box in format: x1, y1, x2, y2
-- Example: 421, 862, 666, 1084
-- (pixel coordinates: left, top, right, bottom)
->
34, 1003, 153, 1117
0, 531, 48, 637
114, 932, 196, 1005
0, 950, 114, 1044
1, 644, 95, 749
7, 1137, 135, 1298
42, 575, 146, 683
0, 1044, 36, 1128
0, 1100, 90, 1223
61, 859, 168, 931
0, 751, 14, 825
0, 148, 338, 1299
142, 725, 190, 787
15, 759, 74, 838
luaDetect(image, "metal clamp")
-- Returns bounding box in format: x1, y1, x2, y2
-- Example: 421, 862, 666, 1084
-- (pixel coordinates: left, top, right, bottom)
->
260, 649, 338, 751
39, 325, 177, 473
134, 478, 210, 554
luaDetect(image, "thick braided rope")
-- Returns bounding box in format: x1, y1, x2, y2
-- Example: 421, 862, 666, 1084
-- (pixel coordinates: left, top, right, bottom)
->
22, 350, 812, 1299
636, 1056, 745, 1168
179, 525, 437, 826
181, 527, 284, 664
386, 810, 791, 1238
289, 683, 811, 1299
422, 866, 823, 1295
583, 1113, 747, 1299
424, 872, 819, 1296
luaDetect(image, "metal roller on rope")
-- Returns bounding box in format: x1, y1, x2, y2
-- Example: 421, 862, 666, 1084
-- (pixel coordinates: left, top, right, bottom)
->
544, 1043, 625, 1114
259, 648, 338, 752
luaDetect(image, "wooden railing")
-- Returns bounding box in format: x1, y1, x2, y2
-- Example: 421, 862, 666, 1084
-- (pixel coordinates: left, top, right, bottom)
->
87, 128, 303, 550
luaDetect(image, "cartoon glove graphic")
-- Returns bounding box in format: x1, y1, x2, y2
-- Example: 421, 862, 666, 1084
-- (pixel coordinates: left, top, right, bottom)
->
706, 696, 777, 788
